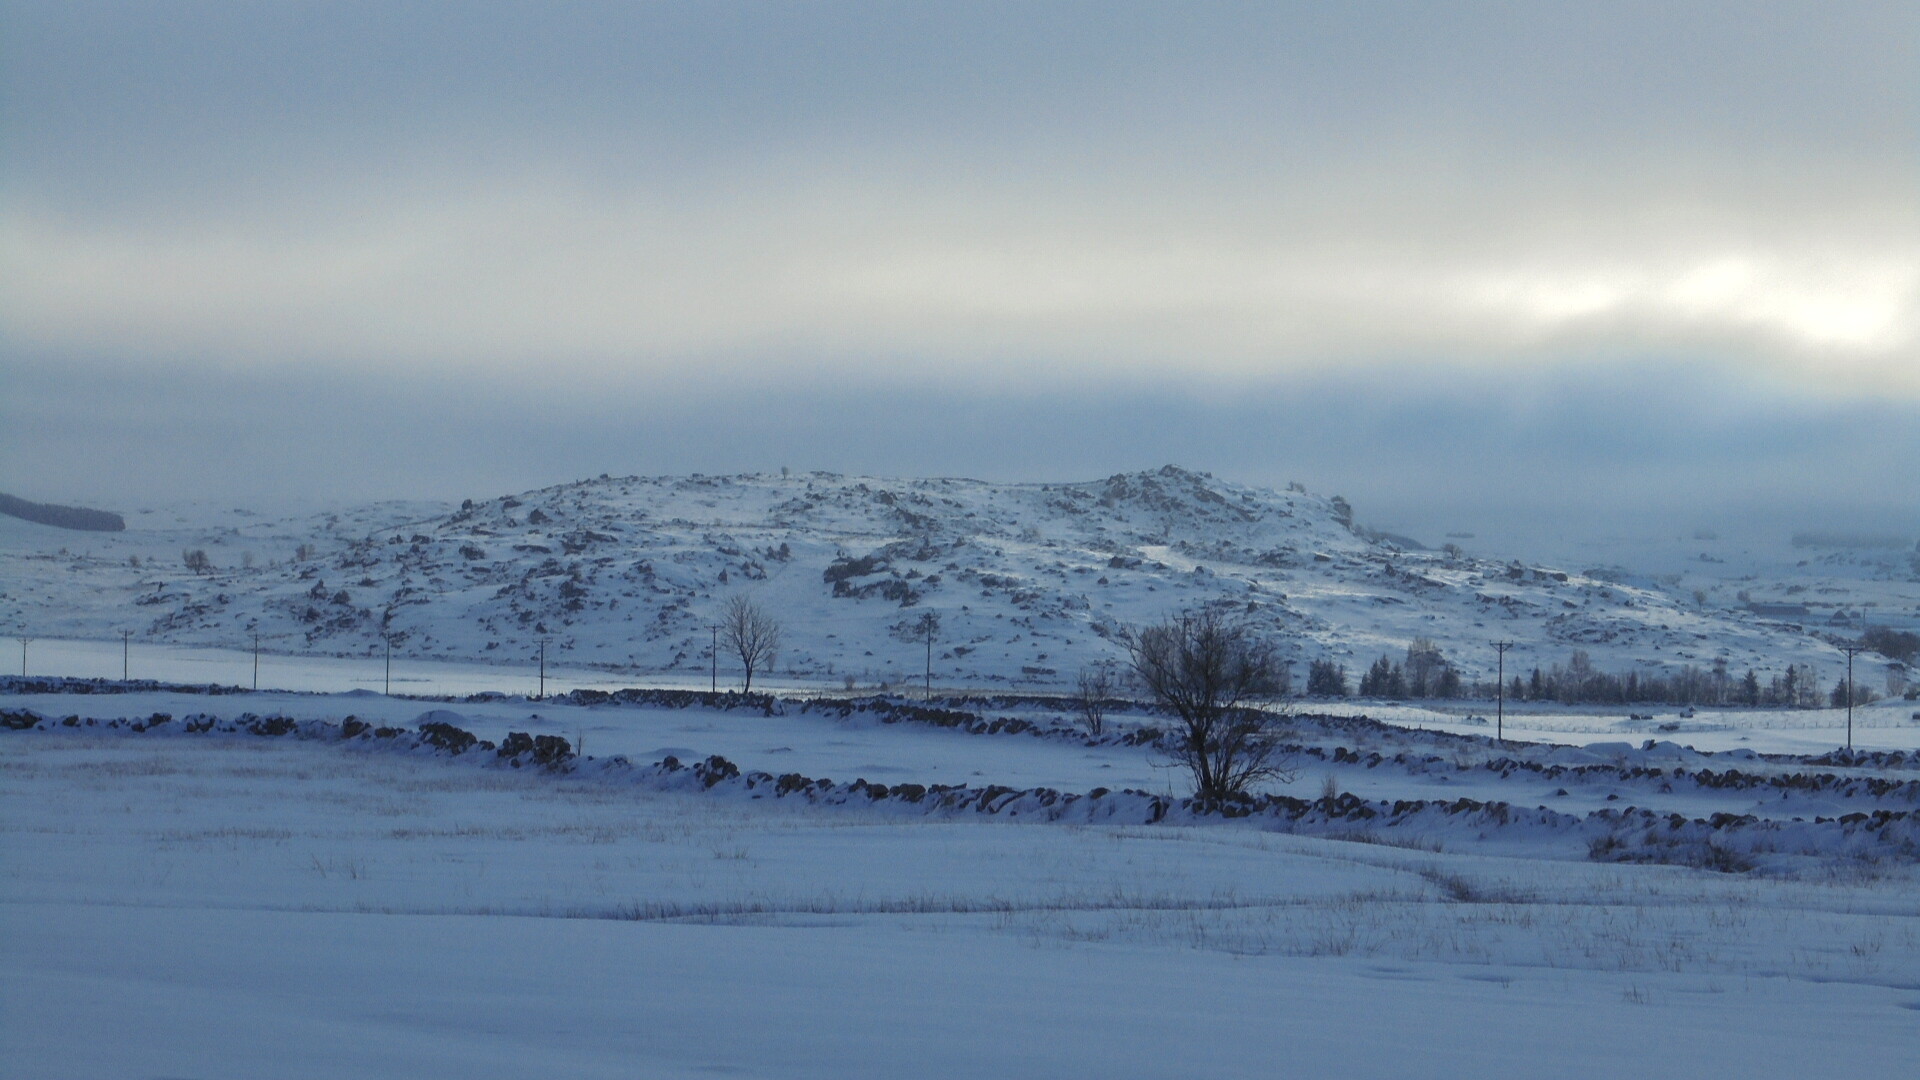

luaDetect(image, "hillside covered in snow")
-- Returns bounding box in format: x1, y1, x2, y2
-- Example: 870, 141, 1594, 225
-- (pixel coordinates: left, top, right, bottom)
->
1, 467, 1911, 693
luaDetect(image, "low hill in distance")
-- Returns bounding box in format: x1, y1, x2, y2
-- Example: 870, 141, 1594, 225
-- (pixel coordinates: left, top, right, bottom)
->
0, 493, 125, 532
0, 467, 1911, 694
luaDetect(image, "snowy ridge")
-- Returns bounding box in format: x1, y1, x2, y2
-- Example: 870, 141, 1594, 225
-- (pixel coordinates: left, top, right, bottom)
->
0, 466, 1900, 690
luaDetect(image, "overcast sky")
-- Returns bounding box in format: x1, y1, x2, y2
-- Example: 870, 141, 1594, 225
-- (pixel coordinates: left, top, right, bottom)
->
3, 2, 1915, 544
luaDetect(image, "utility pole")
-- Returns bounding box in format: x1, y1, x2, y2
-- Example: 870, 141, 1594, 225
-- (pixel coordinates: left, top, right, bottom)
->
122, 630, 131, 680
917, 612, 939, 700
384, 638, 392, 696
17, 636, 28, 678
710, 625, 719, 694
252, 631, 260, 691
1839, 642, 1864, 754
1492, 641, 1514, 747
537, 639, 548, 701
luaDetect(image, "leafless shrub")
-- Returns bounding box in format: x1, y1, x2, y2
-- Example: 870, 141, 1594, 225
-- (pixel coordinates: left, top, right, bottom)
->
1123, 608, 1294, 800
1075, 662, 1118, 736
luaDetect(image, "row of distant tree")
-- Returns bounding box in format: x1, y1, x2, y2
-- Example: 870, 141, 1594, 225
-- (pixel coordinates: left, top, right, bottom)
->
177, 545, 317, 575
0, 492, 124, 532
1302, 642, 1906, 708
1861, 626, 1920, 665
1304, 638, 1466, 700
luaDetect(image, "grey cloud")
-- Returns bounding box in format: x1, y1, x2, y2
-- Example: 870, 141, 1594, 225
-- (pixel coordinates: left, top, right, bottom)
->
1, 2, 1912, 536
5, 2, 1913, 211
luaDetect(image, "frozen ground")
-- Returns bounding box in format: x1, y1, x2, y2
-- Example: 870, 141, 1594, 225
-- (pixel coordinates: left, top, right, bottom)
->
1310, 698, 1920, 757
17, 634, 1920, 758
5, 681, 1920, 1077
3, 466, 1914, 1076
11, 634, 667, 699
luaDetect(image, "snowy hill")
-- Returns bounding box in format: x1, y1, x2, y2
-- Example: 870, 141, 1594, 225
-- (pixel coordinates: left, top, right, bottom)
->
1, 467, 1909, 691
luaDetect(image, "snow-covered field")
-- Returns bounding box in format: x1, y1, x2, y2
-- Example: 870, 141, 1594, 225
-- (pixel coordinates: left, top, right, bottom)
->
1310, 697, 1920, 757
4, 470, 1916, 1075
11, 634, 670, 699
5, 677, 1920, 1077
17, 633, 1920, 758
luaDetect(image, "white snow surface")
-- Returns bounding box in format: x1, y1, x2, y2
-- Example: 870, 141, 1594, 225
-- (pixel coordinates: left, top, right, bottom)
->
18, 633, 1920, 757
5, 467, 1918, 1076
5, 686, 1920, 1078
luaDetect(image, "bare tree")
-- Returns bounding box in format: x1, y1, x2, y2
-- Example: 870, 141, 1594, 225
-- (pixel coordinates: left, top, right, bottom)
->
1124, 608, 1292, 801
1075, 662, 1117, 736
182, 549, 212, 574
721, 596, 781, 693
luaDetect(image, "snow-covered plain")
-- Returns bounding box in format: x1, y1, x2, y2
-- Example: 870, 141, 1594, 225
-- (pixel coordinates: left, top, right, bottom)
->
18, 633, 1920, 759
5, 678, 1920, 1077
11, 634, 671, 698
5, 469, 1917, 1076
